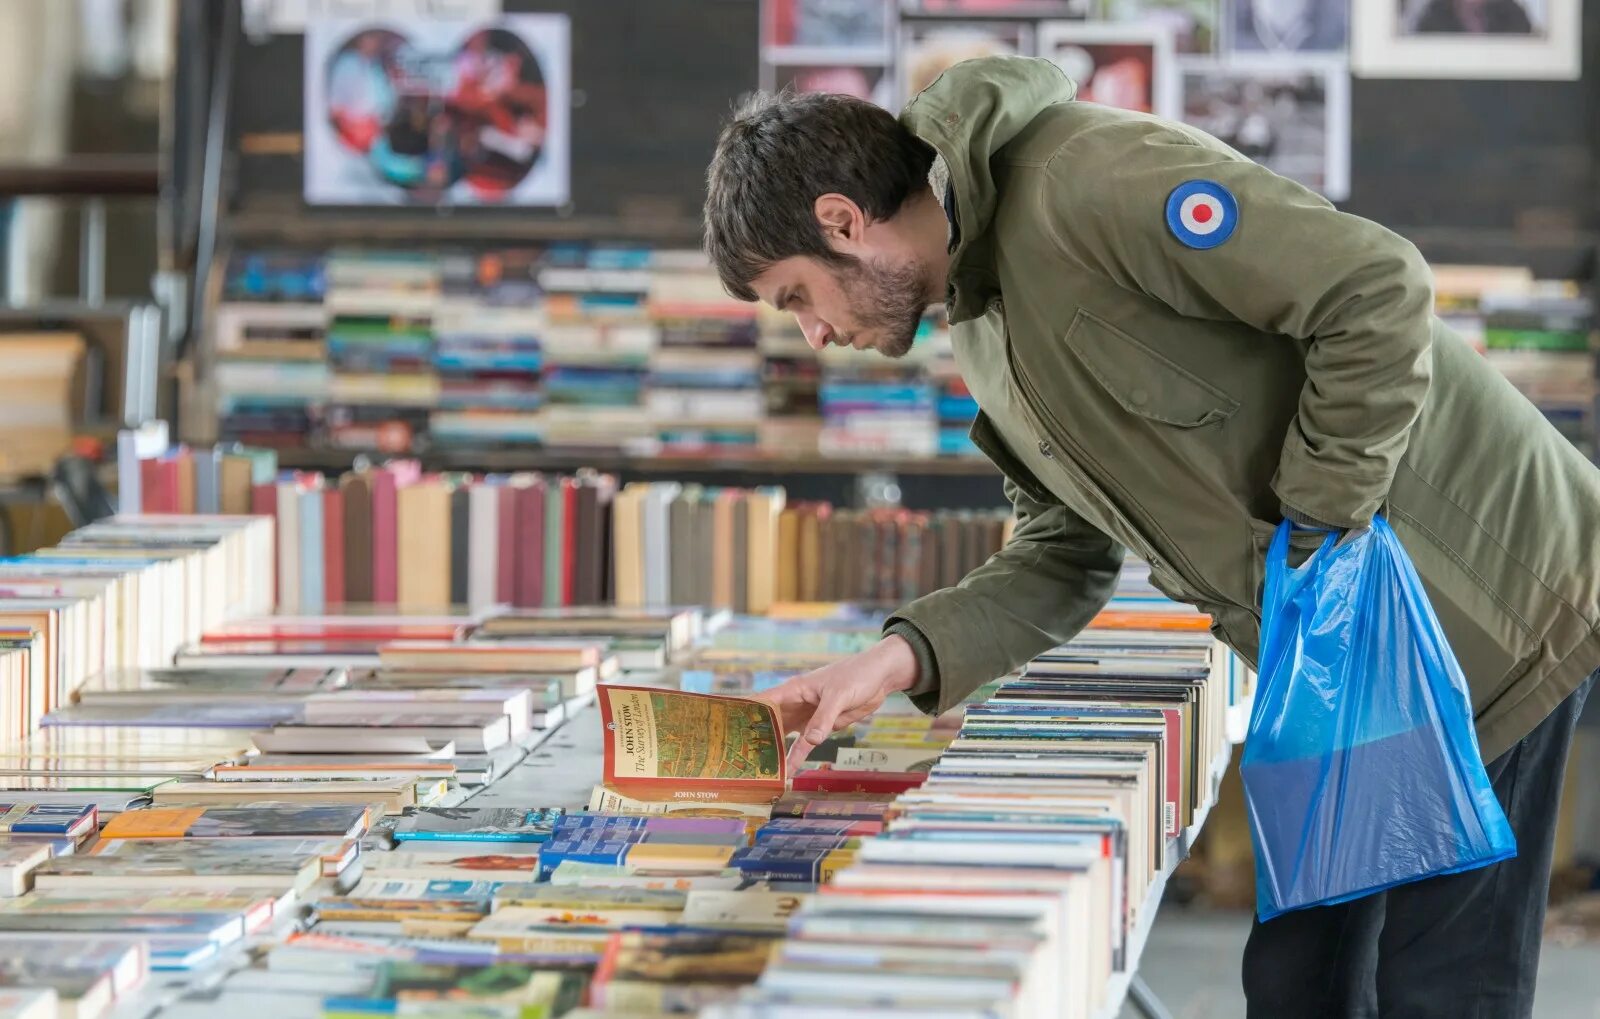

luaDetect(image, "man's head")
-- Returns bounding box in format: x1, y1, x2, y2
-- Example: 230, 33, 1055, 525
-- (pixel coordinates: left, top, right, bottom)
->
704, 90, 947, 359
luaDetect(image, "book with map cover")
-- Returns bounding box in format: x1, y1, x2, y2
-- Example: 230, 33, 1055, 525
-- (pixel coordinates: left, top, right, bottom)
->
596, 687, 785, 806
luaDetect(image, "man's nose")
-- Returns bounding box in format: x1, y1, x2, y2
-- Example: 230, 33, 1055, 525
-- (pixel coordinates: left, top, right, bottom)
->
798, 313, 833, 351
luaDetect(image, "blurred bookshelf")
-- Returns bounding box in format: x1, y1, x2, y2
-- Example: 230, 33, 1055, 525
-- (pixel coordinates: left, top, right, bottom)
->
189, 244, 997, 501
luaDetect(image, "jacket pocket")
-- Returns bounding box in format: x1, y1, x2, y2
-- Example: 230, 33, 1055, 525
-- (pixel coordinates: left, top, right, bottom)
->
968, 412, 1057, 507
1064, 309, 1241, 428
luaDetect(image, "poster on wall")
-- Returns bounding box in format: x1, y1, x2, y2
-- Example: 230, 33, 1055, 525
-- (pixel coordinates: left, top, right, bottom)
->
1351, 0, 1579, 78
1227, 0, 1348, 53
1038, 21, 1179, 117
304, 14, 571, 206
1100, 0, 1220, 55
1179, 56, 1350, 200
900, 20, 1034, 103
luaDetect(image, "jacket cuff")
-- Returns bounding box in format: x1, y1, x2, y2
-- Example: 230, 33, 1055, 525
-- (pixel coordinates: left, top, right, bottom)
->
1280, 503, 1339, 531
883, 619, 940, 707
1273, 445, 1386, 530
884, 587, 1005, 716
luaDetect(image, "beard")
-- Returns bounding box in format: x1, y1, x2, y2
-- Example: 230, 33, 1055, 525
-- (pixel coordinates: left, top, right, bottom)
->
831, 254, 931, 359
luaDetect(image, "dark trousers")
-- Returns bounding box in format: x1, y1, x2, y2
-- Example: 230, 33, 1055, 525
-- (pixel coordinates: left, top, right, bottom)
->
1242, 672, 1596, 1019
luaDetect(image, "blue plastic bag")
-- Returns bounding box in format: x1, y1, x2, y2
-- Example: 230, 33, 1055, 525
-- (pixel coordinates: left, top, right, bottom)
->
1242, 517, 1516, 921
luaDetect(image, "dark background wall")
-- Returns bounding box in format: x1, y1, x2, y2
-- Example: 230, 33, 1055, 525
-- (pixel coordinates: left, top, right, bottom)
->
226, 0, 1600, 275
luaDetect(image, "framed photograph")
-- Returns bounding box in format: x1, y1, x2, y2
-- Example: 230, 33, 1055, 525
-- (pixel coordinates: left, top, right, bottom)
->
1179, 56, 1350, 200
1228, 0, 1349, 53
770, 63, 897, 106
1037, 21, 1180, 118
304, 14, 571, 207
765, 0, 896, 55
1351, 0, 1579, 78
899, 20, 1035, 103
901, 0, 1091, 14
1099, 0, 1222, 56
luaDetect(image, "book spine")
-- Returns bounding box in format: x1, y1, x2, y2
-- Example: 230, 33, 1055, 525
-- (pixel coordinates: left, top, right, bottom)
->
543, 478, 564, 608
324, 487, 346, 606
372, 470, 399, 605
299, 486, 325, 614
496, 483, 518, 606
116, 430, 141, 515
560, 480, 578, 606
514, 483, 541, 608
449, 483, 470, 608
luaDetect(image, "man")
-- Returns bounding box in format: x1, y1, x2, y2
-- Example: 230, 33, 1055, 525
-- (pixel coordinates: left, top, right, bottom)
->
702, 56, 1599, 1018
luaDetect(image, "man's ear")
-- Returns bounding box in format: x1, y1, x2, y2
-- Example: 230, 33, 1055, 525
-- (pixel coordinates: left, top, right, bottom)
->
814, 193, 865, 248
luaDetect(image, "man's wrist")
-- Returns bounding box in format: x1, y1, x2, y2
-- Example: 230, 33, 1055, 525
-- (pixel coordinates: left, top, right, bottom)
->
875, 633, 920, 693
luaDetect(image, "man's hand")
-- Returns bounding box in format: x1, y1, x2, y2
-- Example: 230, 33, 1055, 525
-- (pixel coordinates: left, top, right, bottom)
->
755, 634, 921, 771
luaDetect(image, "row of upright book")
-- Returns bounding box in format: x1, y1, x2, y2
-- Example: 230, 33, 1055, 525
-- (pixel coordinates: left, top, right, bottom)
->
119, 438, 1015, 615
213, 246, 981, 461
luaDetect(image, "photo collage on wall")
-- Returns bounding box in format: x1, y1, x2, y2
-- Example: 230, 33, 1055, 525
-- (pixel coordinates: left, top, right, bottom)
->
759, 0, 1360, 201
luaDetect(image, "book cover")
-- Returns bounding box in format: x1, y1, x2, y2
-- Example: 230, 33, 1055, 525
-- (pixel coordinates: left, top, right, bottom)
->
392, 807, 563, 844
99, 805, 368, 840
590, 930, 774, 1009
597, 687, 785, 804
0, 803, 96, 837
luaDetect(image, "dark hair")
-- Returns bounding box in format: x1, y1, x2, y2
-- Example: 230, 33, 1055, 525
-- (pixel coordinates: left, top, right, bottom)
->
704, 90, 934, 302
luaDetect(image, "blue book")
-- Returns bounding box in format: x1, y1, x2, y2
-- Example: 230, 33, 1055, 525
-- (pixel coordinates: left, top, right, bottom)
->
298, 487, 324, 614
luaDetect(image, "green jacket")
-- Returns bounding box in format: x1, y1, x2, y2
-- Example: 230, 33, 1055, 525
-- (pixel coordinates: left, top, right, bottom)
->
886, 57, 1600, 761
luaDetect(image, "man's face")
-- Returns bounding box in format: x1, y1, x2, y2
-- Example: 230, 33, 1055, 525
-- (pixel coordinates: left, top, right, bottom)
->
752, 253, 929, 359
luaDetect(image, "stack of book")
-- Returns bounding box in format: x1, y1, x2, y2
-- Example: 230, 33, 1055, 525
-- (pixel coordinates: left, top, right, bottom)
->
818, 353, 939, 457
323, 252, 442, 454
0, 503, 1259, 1016
646, 256, 766, 453
429, 251, 546, 448
211, 302, 330, 450
210, 245, 1000, 461
1433, 264, 1598, 459
0, 333, 85, 480
756, 306, 824, 455
538, 245, 655, 452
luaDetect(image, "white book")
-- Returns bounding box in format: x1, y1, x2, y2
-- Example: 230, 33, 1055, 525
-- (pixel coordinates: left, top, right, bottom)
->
467, 484, 498, 612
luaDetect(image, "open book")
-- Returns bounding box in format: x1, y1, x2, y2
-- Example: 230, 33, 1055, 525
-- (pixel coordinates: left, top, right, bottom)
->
596, 687, 786, 809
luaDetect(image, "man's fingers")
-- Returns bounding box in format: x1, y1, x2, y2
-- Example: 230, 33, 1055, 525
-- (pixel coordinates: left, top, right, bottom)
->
785, 734, 816, 772
784, 694, 849, 770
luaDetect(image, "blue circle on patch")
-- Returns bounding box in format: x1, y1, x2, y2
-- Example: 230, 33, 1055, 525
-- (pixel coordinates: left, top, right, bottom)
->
1165, 180, 1238, 250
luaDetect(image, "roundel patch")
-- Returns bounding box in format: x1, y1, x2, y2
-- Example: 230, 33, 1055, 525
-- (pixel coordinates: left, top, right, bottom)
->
1165, 180, 1238, 250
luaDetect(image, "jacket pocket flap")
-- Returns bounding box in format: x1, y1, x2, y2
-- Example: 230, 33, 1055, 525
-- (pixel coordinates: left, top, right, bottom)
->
1064, 309, 1241, 428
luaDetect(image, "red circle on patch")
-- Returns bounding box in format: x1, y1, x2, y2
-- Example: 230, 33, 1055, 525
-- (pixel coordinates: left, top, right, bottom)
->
1192, 205, 1213, 223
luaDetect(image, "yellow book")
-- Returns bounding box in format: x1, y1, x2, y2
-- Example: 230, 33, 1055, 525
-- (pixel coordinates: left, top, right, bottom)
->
623, 843, 734, 873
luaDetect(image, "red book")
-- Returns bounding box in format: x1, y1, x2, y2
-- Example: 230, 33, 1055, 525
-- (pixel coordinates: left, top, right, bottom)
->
560, 478, 578, 606
513, 478, 546, 608
789, 768, 927, 795
495, 484, 517, 605
371, 469, 400, 605
323, 487, 345, 607
138, 459, 163, 513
